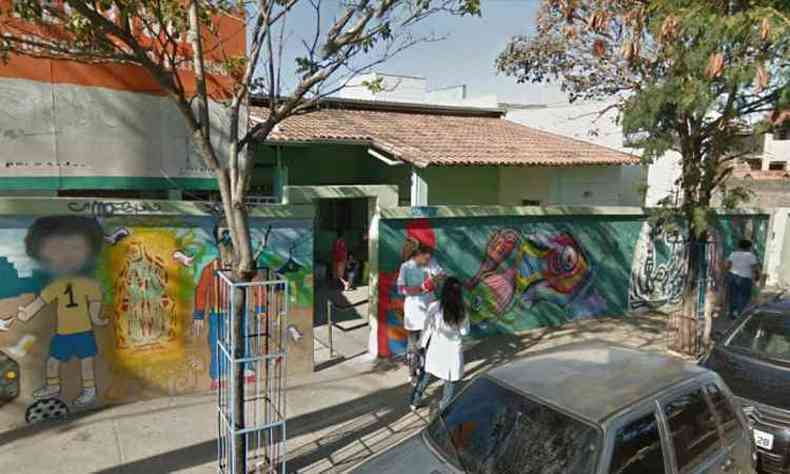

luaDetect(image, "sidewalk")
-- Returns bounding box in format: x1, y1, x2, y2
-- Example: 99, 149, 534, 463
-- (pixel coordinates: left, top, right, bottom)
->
0, 314, 669, 473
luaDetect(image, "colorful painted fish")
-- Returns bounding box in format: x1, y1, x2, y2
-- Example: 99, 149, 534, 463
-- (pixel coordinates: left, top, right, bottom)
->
468, 229, 606, 322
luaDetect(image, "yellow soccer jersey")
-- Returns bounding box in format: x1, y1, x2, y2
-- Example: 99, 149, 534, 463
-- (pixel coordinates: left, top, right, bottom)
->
40, 277, 103, 335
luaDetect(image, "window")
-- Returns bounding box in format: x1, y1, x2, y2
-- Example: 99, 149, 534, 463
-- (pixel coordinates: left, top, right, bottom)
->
705, 384, 739, 440
610, 413, 666, 474
769, 162, 786, 171
426, 377, 600, 474
728, 313, 790, 362
662, 389, 721, 473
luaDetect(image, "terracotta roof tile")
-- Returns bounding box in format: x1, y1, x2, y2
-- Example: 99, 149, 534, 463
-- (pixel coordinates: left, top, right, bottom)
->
250, 106, 639, 167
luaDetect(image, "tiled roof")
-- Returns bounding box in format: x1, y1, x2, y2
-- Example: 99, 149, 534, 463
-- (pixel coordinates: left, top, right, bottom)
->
250, 104, 639, 167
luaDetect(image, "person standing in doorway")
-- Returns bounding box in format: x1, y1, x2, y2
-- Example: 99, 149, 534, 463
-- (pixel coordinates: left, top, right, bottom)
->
725, 239, 761, 320
332, 231, 349, 291
411, 276, 469, 412
398, 238, 443, 384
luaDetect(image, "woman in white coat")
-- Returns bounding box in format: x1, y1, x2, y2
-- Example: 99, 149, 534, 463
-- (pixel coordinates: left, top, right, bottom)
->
398, 239, 443, 383
410, 276, 469, 411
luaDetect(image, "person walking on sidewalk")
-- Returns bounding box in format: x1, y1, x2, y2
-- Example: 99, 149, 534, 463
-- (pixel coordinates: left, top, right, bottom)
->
725, 239, 761, 320
411, 276, 469, 412
398, 238, 443, 384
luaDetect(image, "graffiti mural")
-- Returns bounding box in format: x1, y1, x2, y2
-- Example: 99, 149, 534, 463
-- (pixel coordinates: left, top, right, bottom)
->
628, 221, 688, 312
466, 230, 607, 323
377, 214, 769, 357
627, 217, 767, 313
0, 211, 313, 428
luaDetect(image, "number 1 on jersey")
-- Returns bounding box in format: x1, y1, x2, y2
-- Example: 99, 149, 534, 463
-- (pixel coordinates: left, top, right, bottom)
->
64, 283, 79, 308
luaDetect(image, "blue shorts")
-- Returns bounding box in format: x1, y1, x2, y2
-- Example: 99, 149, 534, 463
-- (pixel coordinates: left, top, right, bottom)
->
50, 331, 98, 361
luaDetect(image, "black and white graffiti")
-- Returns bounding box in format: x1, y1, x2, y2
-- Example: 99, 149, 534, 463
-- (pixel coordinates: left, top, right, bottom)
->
628, 221, 688, 312
67, 200, 162, 217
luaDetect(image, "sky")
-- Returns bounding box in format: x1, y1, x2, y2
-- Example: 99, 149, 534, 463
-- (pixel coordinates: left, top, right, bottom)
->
262, 0, 568, 106
367, 0, 567, 105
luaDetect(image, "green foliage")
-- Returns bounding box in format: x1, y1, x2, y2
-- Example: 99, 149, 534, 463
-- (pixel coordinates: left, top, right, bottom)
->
499, 0, 789, 235
362, 76, 386, 94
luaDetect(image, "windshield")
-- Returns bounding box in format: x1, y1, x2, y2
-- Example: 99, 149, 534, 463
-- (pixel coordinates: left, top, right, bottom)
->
426, 377, 600, 474
728, 312, 790, 362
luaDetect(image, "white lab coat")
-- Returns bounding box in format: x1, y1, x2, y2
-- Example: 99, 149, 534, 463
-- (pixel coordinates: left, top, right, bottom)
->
421, 302, 469, 382
398, 258, 443, 331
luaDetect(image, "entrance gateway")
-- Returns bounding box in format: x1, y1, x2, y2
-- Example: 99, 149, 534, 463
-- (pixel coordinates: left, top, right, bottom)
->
282, 185, 399, 365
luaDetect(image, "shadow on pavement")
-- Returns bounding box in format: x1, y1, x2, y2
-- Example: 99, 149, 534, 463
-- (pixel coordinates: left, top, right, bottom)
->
92, 315, 667, 473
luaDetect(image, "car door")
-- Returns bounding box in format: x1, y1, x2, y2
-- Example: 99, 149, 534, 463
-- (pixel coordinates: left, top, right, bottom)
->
703, 382, 754, 473
607, 404, 671, 474
657, 383, 729, 474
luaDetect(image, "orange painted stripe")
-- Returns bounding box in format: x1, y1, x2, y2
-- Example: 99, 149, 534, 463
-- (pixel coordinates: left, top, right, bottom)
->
0, 5, 244, 99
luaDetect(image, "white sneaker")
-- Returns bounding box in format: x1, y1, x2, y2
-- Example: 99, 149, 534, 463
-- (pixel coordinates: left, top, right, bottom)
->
73, 387, 97, 407
33, 384, 61, 400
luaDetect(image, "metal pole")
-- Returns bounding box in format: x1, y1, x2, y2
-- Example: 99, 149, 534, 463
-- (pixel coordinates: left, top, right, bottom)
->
326, 300, 334, 358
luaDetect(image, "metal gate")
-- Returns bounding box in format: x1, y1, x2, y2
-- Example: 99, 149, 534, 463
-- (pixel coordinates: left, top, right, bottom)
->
216, 270, 288, 474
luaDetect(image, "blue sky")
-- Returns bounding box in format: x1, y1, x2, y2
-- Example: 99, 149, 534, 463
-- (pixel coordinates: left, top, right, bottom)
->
263, 0, 567, 106
368, 0, 566, 104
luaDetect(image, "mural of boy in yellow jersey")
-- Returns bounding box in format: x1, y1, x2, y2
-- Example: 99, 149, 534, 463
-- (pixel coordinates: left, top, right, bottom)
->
17, 216, 106, 407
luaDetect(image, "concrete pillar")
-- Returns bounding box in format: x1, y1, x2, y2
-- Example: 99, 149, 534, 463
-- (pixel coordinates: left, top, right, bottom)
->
763, 208, 789, 288
410, 167, 428, 207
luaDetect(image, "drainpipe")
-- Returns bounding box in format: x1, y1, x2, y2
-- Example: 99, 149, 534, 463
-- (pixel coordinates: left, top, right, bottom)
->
274, 146, 287, 204
410, 166, 428, 207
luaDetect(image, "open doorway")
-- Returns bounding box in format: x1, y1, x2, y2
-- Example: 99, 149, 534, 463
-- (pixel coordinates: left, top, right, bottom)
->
313, 197, 371, 367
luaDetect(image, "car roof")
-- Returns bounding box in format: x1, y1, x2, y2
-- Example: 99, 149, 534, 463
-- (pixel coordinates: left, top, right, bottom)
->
487, 340, 708, 424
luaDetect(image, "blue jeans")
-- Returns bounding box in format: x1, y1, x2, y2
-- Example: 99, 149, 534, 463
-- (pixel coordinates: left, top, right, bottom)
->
728, 273, 753, 319
411, 372, 456, 411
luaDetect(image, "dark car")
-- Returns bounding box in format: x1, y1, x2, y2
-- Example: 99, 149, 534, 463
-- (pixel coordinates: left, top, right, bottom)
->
702, 299, 790, 473
350, 341, 755, 474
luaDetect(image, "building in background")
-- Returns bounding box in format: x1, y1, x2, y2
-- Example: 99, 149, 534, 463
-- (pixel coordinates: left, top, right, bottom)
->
0, 11, 246, 200
717, 111, 790, 207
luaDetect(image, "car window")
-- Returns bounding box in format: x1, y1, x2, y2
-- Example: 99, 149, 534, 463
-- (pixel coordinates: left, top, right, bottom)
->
662, 388, 722, 473
705, 384, 739, 440
426, 377, 600, 474
610, 412, 666, 474
728, 313, 790, 362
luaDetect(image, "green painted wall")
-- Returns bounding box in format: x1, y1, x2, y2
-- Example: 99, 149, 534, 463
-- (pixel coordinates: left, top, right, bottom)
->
255, 144, 411, 203
0, 177, 217, 191
374, 209, 769, 357
419, 166, 500, 205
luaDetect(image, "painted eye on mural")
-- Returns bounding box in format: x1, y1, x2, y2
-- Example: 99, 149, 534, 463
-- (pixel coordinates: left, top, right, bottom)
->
559, 246, 578, 272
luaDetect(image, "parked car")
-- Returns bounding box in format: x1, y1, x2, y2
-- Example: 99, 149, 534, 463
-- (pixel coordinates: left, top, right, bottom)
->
702, 298, 790, 473
350, 341, 755, 474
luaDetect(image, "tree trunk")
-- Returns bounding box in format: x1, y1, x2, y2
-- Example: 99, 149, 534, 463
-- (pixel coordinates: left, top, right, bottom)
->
230, 282, 247, 473
670, 233, 705, 355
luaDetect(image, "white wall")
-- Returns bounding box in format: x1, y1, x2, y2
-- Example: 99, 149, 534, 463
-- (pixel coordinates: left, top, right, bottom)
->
0, 77, 237, 182
762, 133, 790, 169
337, 73, 428, 103
497, 165, 642, 206
505, 100, 681, 207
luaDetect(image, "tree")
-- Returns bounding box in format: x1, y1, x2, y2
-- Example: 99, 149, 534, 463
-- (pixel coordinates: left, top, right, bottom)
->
0, 0, 479, 470
498, 0, 789, 354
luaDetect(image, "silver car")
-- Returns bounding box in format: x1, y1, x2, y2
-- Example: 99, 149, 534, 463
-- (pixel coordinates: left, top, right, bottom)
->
349, 341, 756, 473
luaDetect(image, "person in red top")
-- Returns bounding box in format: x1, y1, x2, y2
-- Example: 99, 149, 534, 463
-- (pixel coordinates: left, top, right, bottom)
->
332, 231, 350, 291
